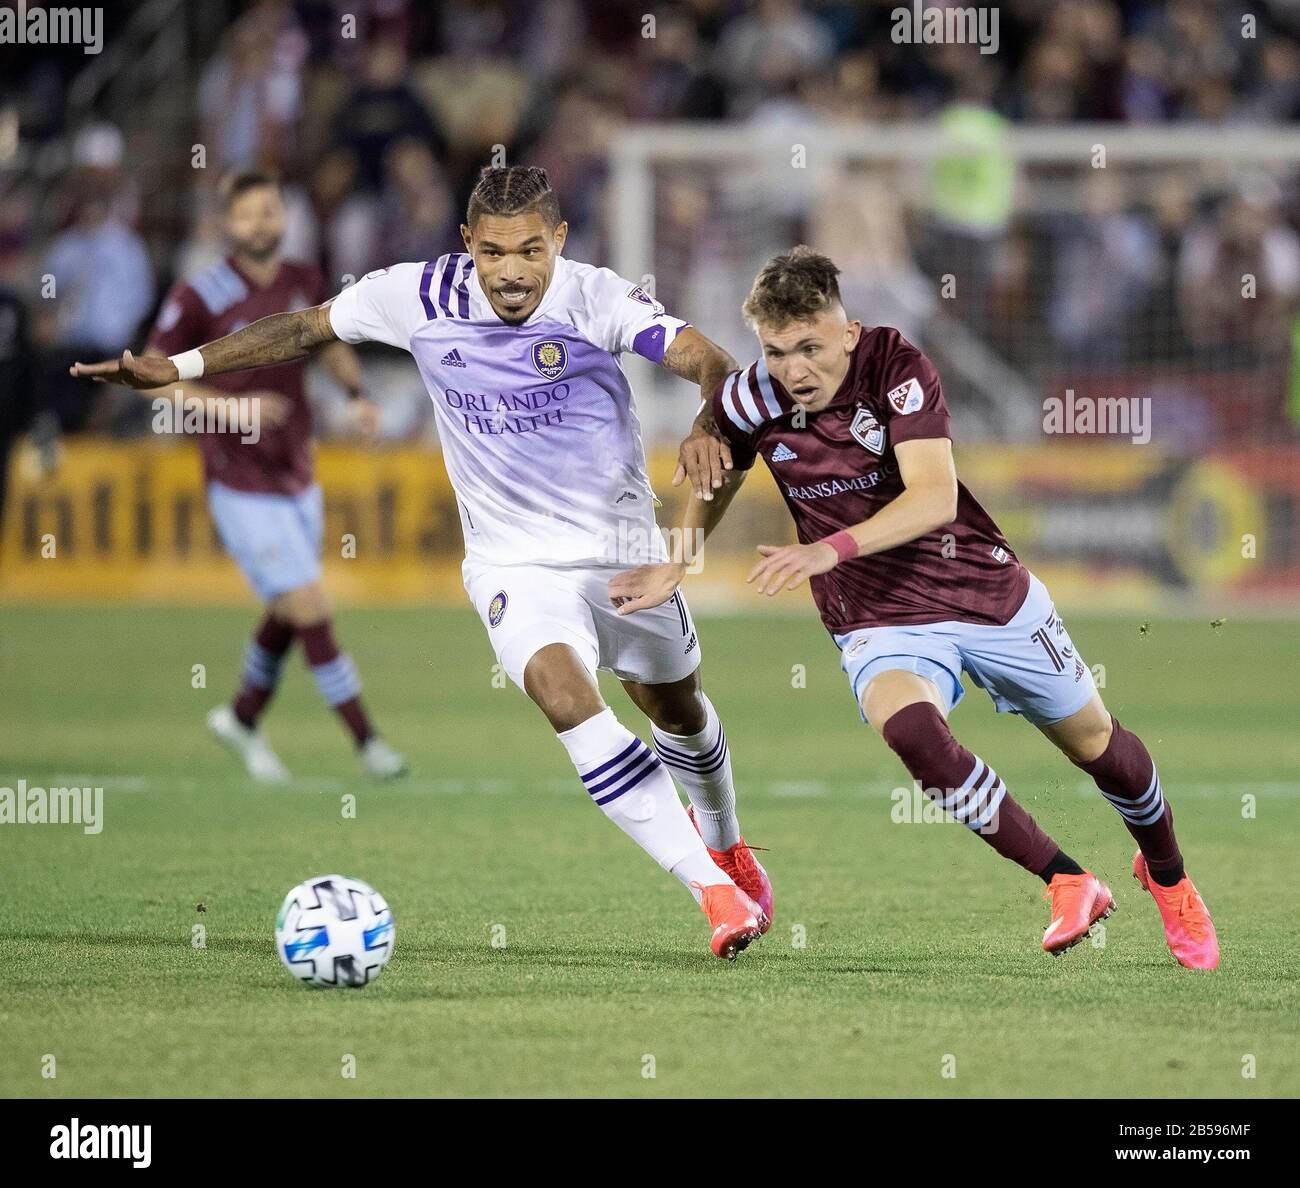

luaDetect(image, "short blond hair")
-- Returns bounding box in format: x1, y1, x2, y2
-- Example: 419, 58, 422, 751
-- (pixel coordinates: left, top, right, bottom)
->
742, 246, 842, 328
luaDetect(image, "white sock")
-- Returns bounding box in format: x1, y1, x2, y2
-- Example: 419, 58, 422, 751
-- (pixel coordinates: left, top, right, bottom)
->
651, 695, 741, 851
557, 708, 732, 902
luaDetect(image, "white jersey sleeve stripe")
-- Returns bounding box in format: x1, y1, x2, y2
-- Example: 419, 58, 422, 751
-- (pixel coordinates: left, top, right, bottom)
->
736, 363, 766, 429
435, 255, 459, 317
721, 371, 757, 432
755, 356, 781, 419
419, 257, 443, 319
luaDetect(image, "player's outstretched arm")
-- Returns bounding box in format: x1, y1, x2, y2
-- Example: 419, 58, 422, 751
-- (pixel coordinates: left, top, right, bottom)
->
609, 468, 747, 615
70, 303, 339, 389
661, 328, 737, 500
748, 437, 958, 595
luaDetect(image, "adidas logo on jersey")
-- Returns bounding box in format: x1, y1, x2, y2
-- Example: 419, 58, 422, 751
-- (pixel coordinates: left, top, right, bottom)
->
441, 349, 467, 367
770, 442, 798, 462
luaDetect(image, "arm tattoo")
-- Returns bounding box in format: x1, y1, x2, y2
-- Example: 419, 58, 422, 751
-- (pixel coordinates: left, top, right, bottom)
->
691, 407, 724, 439
198, 304, 337, 376
662, 328, 738, 396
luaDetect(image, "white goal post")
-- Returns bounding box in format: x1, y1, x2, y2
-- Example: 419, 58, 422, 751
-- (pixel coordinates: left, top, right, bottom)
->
610, 122, 1300, 445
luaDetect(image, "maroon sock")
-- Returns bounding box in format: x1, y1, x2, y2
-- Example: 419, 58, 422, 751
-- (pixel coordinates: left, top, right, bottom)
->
881, 702, 1060, 875
232, 614, 295, 728
298, 620, 374, 747
1074, 716, 1183, 885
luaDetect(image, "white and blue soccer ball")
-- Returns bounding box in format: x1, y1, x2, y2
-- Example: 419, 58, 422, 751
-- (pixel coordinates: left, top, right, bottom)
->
275, 874, 395, 989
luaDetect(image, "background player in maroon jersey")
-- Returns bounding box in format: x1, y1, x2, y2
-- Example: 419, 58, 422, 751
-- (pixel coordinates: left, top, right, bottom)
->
104, 172, 405, 782
613, 246, 1219, 970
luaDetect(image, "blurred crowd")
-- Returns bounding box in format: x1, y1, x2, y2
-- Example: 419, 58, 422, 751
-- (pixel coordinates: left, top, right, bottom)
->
1, 0, 1299, 449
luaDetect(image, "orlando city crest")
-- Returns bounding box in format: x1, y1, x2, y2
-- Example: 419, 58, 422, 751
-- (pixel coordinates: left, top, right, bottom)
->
531, 340, 568, 380
488, 591, 508, 627
851, 408, 886, 455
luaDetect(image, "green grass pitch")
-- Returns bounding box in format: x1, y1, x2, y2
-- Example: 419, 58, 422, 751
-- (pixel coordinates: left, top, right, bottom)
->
2, 604, 1297, 1097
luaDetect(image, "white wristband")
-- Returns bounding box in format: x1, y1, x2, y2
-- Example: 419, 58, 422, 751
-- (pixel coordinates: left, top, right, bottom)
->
169, 349, 204, 381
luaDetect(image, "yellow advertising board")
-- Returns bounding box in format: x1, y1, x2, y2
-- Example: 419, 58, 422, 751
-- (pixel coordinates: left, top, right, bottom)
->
1, 439, 1294, 608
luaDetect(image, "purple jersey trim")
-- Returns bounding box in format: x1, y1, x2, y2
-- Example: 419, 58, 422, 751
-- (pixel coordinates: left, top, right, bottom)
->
438, 257, 457, 317
419, 260, 438, 319
631, 319, 687, 364
456, 258, 474, 318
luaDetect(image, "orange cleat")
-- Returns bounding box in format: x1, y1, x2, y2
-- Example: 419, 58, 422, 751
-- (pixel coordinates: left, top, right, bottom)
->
1133, 852, 1220, 970
1042, 871, 1115, 955
686, 805, 773, 932
694, 883, 764, 961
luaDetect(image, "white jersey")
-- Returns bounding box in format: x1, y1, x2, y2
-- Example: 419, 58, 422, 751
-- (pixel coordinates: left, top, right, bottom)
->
327, 254, 689, 568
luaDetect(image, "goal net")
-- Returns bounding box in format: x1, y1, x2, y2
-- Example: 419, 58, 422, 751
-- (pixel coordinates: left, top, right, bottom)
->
611, 121, 1300, 451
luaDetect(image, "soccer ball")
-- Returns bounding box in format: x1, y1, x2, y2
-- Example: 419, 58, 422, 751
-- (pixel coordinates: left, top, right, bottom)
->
274, 874, 395, 989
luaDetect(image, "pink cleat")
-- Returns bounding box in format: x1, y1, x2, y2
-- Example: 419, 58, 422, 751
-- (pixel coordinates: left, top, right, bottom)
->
694, 883, 764, 961
1042, 871, 1114, 955
1133, 852, 1220, 970
687, 804, 773, 932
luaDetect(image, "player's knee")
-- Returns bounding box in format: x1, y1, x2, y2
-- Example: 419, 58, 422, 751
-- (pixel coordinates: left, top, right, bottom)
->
648, 689, 707, 736
541, 695, 606, 734
881, 701, 958, 774
523, 648, 605, 732
272, 582, 327, 626
1057, 703, 1114, 765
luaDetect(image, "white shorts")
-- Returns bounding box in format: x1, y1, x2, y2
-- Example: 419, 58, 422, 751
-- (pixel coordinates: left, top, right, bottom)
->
834, 572, 1097, 727
463, 561, 701, 689
208, 481, 323, 602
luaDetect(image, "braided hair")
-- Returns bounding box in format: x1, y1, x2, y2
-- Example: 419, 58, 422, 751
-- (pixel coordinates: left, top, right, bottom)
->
466, 165, 563, 228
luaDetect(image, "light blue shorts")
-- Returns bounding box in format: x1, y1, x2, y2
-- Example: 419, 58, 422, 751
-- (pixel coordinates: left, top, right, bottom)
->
834, 573, 1097, 727
207, 481, 323, 602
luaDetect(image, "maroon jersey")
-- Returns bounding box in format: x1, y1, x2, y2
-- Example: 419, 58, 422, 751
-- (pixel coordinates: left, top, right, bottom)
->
146, 256, 326, 495
712, 327, 1029, 632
